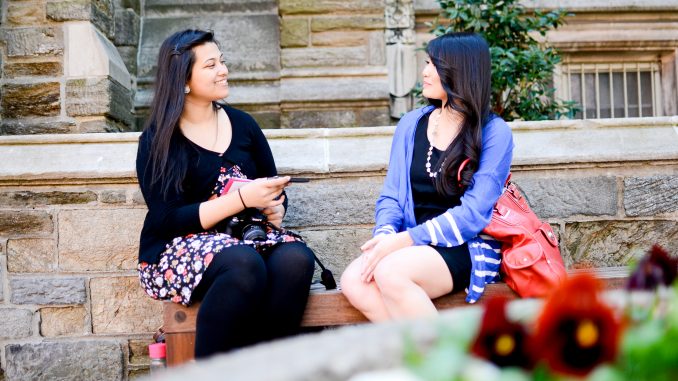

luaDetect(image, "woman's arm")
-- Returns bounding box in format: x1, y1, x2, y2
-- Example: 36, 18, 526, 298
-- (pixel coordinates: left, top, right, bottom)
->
407, 119, 514, 247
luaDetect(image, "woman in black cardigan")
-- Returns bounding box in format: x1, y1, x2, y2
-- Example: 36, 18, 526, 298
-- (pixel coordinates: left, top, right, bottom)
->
136, 29, 315, 358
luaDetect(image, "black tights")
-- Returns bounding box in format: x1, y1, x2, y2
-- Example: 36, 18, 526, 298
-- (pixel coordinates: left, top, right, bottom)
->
190, 242, 315, 359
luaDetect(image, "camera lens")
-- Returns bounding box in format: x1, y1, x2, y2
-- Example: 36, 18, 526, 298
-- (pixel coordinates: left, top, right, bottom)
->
242, 224, 267, 241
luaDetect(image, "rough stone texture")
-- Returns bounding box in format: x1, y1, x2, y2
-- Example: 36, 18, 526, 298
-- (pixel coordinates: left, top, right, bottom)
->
311, 15, 385, 31
282, 109, 357, 129
139, 14, 280, 80
2, 27, 63, 57
46, 0, 91, 21
144, 0, 276, 14
624, 176, 678, 216
90, 277, 163, 334
66, 77, 133, 126
92, 0, 115, 37
3, 61, 63, 78
128, 368, 150, 380
297, 227, 372, 277
563, 220, 678, 269
58, 209, 145, 271
0, 211, 53, 236
368, 31, 386, 65
7, 2, 46, 26
6, 238, 57, 273
281, 17, 308, 48
0, 190, 96, 207
311, 31, 369, 47
4, 341, 124, 381
116, 45, 138, 74
78, 116, 131, 132
357, 106, 391, 126
99, 190, 127, 203
0, 255, 4, 302
39, 306, 87, 337
114, 8, 140, 46
284, 178, 381, 227
282, 46, 367, 67
132, 189, 146, 205
0, 309, 34, 340
1, 82, 61, 118
129, 339, 151, 365
10, 277, 87, 305
0, 119, 76, 134
515, 177, 617, 218
280, 0, 384, 14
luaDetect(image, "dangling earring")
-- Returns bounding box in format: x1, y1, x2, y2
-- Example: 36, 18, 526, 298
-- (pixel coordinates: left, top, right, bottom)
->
184, 85, 190, 94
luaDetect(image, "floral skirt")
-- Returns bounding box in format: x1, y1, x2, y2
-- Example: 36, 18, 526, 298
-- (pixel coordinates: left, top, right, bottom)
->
138, 165, 303, 306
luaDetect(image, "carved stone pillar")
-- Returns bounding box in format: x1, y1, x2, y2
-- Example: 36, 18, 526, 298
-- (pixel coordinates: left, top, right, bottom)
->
385, 0, 417, 118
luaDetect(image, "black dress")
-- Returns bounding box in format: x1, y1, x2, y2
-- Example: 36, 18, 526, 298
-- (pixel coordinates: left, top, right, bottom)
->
410, 111, 472, 292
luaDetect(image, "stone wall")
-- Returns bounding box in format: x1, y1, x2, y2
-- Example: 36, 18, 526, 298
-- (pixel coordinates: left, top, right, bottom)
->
0, 0, 136, 135
0, 117, 676, 379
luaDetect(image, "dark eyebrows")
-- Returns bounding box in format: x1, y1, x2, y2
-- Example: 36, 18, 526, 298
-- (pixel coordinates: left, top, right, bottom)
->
203, 54, 224, 65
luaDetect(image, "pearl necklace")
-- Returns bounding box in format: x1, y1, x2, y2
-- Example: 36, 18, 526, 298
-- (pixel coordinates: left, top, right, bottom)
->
425, 109, 446, 178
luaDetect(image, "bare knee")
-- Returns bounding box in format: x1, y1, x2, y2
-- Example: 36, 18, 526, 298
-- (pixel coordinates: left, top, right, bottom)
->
373, 262, 410, 298
340, 261, 364, 303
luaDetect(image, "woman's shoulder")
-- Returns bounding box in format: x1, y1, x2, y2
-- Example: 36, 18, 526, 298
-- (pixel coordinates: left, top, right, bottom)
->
221, 103, 257, 126
482, 114, 512, 137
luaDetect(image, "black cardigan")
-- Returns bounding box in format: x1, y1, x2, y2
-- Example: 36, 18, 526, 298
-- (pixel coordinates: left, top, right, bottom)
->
136, 105, 282, 264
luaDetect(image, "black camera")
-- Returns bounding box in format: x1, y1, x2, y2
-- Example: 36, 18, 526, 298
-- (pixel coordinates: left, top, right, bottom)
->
224, 209, 268, 241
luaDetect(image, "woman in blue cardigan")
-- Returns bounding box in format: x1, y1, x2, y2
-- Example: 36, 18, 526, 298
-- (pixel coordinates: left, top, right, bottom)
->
341, 32, 514, 321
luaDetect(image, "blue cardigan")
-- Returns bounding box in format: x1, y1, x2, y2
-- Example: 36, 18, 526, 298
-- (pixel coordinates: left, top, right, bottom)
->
373, 105, 514, 303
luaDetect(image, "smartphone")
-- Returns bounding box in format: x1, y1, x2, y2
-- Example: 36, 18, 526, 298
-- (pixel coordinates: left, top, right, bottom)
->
288, 177, 310, 183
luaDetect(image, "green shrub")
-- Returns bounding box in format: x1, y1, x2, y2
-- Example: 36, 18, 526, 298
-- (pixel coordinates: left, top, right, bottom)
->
423, 0, 577, 120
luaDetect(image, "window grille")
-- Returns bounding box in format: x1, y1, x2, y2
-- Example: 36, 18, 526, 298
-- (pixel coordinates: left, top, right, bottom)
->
560, 62, 662, 119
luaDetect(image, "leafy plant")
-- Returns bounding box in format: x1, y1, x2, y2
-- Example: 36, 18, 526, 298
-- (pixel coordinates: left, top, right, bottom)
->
423, 0, 577, 120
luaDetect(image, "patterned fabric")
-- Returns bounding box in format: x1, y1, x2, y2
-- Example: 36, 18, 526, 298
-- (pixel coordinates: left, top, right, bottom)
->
138, 165, 303, 306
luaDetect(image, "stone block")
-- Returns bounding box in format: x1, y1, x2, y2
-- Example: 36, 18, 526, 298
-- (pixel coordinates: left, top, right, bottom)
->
2, 27, 63, 57
129, 369, 150, 380
0, 255, 4, 302
121, 0, 141, 13
280, 0, 384, 14
0, 309, 34, 340
39, 306, 87, 337
311, 31, 369, 47
283, 177, 381, 227
281, 17, 309, 48
281, 76, 388, 102
90, 277, 163, 334
3, 61, 63, 78
129, 339, 151, 365
92, 0, 115, 37
0, 190, 96, 207
114, 8, 140, 46
311, 15, 385, 32
7, 2, 46, 26
515, 177, 617, 218
66, 77, 133, 125
144, 0, 276, 15
297, 227, 372, 277
369, 31, 386, 65
624, 176, 678, 216
1, 82, 61, 118
0, 119, 76, 135
7, 238, 57, 273
116, 45, 138, 74
5, 341, 124, 381
282, 109, 356, 129
282, 46, 367, 68
58, 209, 145, 271
132, 189, 146, 205
0, 211, 53, 236
563, 220, 678, 269
46, 0, 91, 21
357, 106, 391, 127
99, 190, 127, 204
78, 116, 131, 132
10, 277, 87, 305
139, 15, 280, 80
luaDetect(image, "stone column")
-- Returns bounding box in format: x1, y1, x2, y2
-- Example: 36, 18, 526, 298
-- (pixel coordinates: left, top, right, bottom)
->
386, 0, 417, 118
0, 0, 134, 134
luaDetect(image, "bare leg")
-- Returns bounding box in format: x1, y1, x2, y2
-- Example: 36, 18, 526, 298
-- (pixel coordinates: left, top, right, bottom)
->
373, 246, 453, 320
340, 256, 392, 322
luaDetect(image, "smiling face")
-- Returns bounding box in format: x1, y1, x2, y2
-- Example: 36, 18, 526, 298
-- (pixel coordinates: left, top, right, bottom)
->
185, 42, 229, 102
421, 57, 447, 104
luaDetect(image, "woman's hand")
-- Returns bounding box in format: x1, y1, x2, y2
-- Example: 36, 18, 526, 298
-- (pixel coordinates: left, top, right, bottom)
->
239, 176, 289, 209
262, 201, 285, 228
360, 231, 414, 283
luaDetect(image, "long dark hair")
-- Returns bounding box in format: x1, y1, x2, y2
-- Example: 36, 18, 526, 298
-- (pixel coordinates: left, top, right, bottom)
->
425, 32, 492, 198
144, 29, 218, 198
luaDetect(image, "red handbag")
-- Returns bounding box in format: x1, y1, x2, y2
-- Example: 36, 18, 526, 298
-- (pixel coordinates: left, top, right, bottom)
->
459, 160, 567, 297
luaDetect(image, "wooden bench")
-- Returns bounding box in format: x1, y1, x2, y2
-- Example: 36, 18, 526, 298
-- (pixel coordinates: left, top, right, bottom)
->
162, 267, 628, 366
